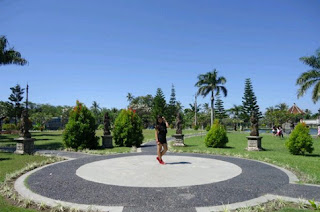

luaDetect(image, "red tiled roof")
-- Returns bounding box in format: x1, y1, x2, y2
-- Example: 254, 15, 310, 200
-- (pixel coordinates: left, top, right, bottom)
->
288, 103, 305, 114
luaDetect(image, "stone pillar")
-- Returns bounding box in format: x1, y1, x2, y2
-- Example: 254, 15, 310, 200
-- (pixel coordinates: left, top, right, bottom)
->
172, 134, 185, 146
14, 137, 35, 155
246, 136, 263, 151
102, 135, 113, 148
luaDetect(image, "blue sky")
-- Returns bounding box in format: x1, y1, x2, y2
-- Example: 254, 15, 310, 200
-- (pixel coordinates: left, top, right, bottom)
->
1, 0, 320, 113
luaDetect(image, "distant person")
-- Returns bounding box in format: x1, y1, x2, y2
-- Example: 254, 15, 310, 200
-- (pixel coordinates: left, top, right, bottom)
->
155, 115, 169, 165
272, 126, 277, 136
277, 126, 283, 138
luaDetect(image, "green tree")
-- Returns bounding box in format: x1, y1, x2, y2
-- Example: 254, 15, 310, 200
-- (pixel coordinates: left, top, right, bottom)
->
152, 88, 167, 121
63, 101, 98, 150
214, 96, 227, 120
113, 109, 144, 147
242, 78, 262, 123
263, 103, 292, 127
90, 101, 101, 126
227, 105, 244, 131
0, 101, 13, 131
129, 94, 154, 128
8, 84, 25, 125
286, 123, 314, 155
126, 93, 134, 103
195, 69, 227, 126
296, 48, 320, 103
0, 36, 27, 66
167, 84, 178, 124
30, 112, 52, 129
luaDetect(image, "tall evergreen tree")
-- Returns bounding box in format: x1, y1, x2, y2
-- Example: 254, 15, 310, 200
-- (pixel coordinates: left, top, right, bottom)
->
242, 78, 262, 122
152, 88, 167, 121
214, 96, 227, 119
167, 84, 177, 123
8, 84, 25, 125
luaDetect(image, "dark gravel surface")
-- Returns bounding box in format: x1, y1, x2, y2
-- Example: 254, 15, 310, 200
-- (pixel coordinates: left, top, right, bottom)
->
36, 150, 98, 159
271, 183, 320, 200
27, 152, 290, 210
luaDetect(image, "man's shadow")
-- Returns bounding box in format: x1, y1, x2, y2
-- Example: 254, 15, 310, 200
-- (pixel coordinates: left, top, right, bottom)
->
165, 162, 191, 165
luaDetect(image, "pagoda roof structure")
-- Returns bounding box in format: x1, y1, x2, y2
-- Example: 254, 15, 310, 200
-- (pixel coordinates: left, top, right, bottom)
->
288, 103, 305, 114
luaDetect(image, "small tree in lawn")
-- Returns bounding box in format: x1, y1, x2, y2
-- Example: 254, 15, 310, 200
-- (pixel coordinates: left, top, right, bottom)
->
205, 120, 228, 148
242, 78, 262, 124
113, 109, 144, 147
63, 101, 98, 150
286, 123, 314, 155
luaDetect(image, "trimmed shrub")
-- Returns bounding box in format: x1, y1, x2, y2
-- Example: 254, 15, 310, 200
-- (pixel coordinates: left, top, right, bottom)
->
193, 125, 199, 130
286, 123, 314, 155
205, 125, 211, 131
113, 109, 144, 147
205, 120, 228, 148
63, 101, 98, 150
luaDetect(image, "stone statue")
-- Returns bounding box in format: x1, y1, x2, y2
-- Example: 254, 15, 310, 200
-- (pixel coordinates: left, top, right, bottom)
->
103, 112, 111, 136
250, 112, 259, 136
19, 109, 31, 138
175, 112, 183, 134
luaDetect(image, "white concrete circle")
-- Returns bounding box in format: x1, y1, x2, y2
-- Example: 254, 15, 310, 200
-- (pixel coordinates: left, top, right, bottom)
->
76, 155, 242, 188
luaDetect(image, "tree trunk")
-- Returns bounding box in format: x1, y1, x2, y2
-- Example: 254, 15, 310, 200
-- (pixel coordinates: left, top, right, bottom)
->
211, 91, 214, 126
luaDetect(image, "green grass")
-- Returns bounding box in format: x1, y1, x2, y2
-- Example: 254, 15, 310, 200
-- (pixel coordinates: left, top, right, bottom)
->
142, 128, 205, 142
0, 131, 318, 211
0, 152, 48, 212
0, 129, 203, 152
171, 132, 320, 184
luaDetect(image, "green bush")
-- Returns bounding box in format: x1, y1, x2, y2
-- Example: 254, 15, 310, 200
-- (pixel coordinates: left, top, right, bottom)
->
113, 109, 144, 147
98, 124, 104, 130
63, 101, 99, 150
285, 123, 314, 155
193, 125, 199, 130
205, 120, 228, 148
205, 125, 211, 131
2, 123, 17, 130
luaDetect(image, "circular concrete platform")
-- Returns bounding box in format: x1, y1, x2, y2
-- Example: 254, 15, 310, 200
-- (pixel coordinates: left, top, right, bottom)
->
24, 152, 290, 209
76, 155, 242, 187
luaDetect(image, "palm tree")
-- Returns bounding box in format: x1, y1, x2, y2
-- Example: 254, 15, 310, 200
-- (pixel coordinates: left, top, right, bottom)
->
296, 48, 320, 103
227, 105, 243, 131
90, 101, 101, 125
0, 36, 27, 66
195, 69, 227, 126
275, 103, 289, 111
227, 105, 243, 119
126, 93, 134, 103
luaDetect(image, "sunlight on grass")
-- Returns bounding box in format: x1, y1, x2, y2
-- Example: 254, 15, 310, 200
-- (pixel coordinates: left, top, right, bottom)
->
171, 132, 320, 184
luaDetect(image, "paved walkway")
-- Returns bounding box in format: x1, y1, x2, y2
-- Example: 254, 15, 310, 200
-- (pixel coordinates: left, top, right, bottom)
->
10, 138, 320, 212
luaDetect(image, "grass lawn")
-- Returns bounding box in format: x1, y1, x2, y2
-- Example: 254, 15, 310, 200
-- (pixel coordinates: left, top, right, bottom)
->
142, 128, 205, 142
0, 152, 48, 212
171, 132, 320, 184
0, 129, 203, 153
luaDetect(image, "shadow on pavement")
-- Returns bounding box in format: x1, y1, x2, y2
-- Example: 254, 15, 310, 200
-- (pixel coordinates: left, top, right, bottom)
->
165, 162, 191, 165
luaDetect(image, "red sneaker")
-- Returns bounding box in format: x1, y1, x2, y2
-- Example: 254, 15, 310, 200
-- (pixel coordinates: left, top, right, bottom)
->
156, 157, 161, 163
160, 159, 165, 165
